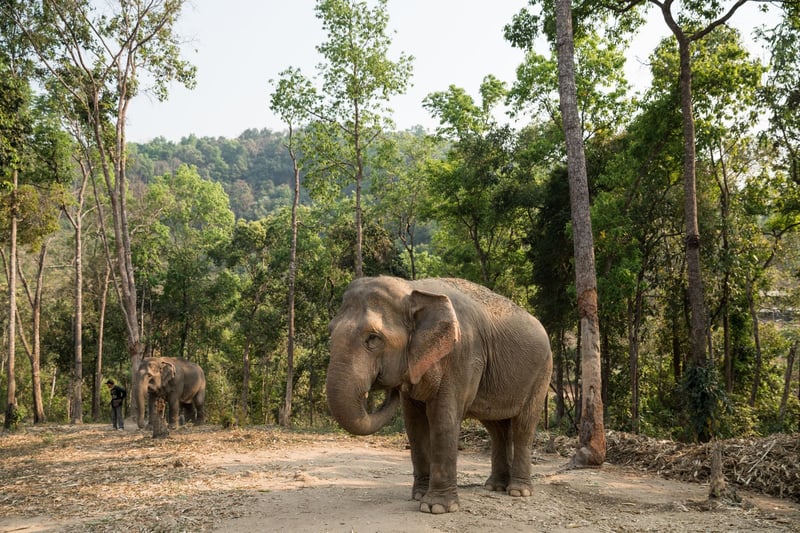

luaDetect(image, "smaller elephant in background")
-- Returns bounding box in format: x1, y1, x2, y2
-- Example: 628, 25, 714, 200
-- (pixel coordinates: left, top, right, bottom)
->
135, 357, 206, 429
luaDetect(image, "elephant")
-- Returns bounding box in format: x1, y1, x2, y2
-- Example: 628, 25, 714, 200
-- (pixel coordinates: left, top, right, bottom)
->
135, 357, 206, 429
326, 276, 553, 514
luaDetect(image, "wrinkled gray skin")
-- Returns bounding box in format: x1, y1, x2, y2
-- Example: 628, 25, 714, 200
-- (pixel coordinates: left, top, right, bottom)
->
135, 357, 206, 429
326, 276, 553, 514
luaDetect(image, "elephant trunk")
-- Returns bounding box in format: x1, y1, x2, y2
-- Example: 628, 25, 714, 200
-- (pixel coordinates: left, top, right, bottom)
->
326, 362, 400, 436
135, 376, 148, 429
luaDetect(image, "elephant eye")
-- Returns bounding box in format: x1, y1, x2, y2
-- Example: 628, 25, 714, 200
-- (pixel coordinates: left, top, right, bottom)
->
365, 333, 383, 351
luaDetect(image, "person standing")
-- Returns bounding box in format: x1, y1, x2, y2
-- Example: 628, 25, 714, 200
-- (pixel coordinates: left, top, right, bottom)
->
106, 379, 127, 430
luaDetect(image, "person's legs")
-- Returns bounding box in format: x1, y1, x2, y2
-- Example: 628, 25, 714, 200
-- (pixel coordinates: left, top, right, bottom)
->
111, 405, 122, 429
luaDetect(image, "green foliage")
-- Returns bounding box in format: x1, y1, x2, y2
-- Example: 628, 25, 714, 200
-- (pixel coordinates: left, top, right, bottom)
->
129, 130, 295, 220
680, 363, 728, 442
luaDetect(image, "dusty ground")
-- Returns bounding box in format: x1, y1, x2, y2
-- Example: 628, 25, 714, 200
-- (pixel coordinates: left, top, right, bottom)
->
1, 423, 798, 533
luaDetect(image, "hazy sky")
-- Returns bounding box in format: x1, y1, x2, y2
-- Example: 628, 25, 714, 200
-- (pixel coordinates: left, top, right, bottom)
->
125, 1, 773, 143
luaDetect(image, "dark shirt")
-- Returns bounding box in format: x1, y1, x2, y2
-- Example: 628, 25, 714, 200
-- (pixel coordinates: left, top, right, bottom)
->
110, 385, 126, 406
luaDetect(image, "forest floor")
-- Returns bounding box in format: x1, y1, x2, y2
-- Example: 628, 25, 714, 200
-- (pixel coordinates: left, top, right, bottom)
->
0, 423, 798, 532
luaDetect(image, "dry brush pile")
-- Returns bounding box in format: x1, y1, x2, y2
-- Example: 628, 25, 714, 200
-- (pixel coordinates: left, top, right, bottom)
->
461, 425, 800, 502
603, 431, 800, 502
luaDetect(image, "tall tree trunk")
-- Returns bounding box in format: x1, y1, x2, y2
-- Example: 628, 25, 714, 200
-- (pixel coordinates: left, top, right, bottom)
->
627, 293, 642, 434
555, 0, 605, 467
71, 205, 83, 424
675, 36, 707, 367
17, 244, 49, 423
240, 337, 251, 424
4, 170, 19, 429
93, 265, 111, 421
280, 127, 302, 427
64, 165, 88, 425
656, 1, 749, 440
89, 139, 144, 420
354, 106, 364, 279
747, 281, 763, 407
554, 328, 566, 424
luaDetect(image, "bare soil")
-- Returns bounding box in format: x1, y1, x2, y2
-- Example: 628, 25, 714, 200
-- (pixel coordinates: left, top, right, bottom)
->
1, 423, 798, 533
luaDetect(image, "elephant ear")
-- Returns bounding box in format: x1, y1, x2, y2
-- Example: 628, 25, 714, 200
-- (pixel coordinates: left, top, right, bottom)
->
406, 289, 461, 385
160, 361, 176, 383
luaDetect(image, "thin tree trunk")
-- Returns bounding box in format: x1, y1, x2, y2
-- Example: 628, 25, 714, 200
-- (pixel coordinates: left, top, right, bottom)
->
63, 164, 89, 425
4, 169, 19, 429
89, 146, 143, 420
353, 101, 364, 279
93, 265, 111, 421
280, 125, 302, 427
747, 281, 763, 406
17, 244, 49, 423
656, 0, 749, 365
628, 295, 641, 434
240, 337, 251, 424
555, 0, 605, 467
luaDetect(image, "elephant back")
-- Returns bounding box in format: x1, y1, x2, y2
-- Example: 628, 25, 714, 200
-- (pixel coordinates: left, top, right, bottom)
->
166, 357, 206, 399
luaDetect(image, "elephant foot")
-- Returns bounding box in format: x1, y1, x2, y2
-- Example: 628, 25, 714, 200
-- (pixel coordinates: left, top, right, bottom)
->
507, 481, 533, 497
420, 501, 459, 514
412, 476, 429, 501
419, 491, 459, 514
483, 474, 509, 492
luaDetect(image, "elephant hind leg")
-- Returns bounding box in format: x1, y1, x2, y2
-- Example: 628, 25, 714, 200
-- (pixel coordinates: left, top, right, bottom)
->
507, 407, 540, 497
481, 419, 512, 492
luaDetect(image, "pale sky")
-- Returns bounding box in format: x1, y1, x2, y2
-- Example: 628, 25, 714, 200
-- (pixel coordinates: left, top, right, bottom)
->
125, 1, 774, 143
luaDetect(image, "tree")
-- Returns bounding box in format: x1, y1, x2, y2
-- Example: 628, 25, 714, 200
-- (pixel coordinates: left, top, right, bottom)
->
554, 0, 605, 466
300, 0, 412, 278
0, 51, 28, 430
144, 164, 235, 360
424, 77, 525, 289
7, 0, 196, 420
269, 67, 315, 426
0, 2, 63, 427
372, 129, 440, 280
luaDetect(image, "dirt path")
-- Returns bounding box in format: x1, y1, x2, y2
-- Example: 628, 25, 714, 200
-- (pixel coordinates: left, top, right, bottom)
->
1, 424, 798, 532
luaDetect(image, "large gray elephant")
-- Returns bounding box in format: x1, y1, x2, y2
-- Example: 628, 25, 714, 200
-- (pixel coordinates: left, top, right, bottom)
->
326, 276, 553, 514
135, 357, 206, 429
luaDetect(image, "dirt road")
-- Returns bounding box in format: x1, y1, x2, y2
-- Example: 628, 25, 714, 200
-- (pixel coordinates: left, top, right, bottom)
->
1, 425, 797, 532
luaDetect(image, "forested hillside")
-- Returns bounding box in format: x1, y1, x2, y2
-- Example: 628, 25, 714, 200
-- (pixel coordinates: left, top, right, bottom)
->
2, 0, 799, 446
129, 130, 296, 221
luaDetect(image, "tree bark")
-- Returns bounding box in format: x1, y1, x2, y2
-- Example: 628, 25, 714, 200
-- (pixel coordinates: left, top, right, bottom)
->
676, 34, 708, 367
240, 337, 251, 424
555, 0, 605, 467
152, 397, 169, 439
63, 164, 89, 425
4, 169, 19, 430
280, 125, 302, 427
17, 243, 49, 423
92, 265, 110, 421
747, 281, 763, 407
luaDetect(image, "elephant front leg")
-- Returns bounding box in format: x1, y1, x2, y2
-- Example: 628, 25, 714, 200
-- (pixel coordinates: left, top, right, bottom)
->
167, 397, 181, 429
402, 396, 430, 502
419, 411, 460, 514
